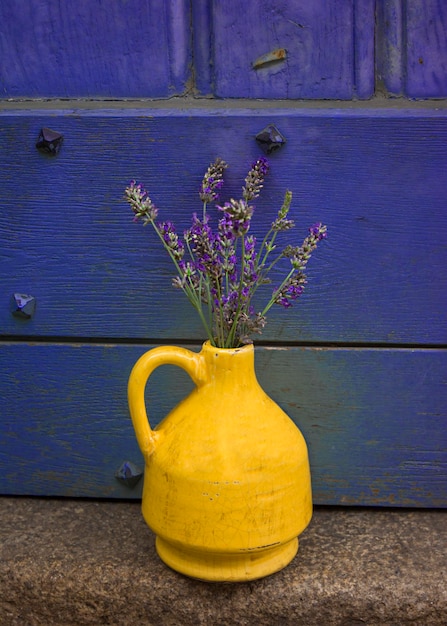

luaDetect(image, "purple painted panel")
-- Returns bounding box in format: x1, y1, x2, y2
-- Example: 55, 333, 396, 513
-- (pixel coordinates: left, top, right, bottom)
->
194, 0, 374, 99
406, 0, 447, 97
354, 0, 376, 99
1, 343, 446, 505
191, 1, 213, 96
376, 0, 405, 95
0, 0, 191, 98
0, 107, 446, 344
376, 0, 447, 97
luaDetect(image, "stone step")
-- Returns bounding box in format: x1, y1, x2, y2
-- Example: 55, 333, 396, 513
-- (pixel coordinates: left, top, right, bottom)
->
1, 498, 445, 625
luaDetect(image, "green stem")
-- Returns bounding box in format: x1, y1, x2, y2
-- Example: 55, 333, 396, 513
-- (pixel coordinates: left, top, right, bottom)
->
260, 266, 296, 317
225, 235, 248, 348
255, 227, 275, 267
215, 281, 226, 348
150, 219, 214, 343
258, 230, 281, 272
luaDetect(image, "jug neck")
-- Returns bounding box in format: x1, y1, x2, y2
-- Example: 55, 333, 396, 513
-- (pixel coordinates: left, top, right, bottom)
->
201, 341, 258, 388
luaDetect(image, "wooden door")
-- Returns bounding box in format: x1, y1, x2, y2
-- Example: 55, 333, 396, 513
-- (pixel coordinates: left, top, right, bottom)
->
0, 0, 446, 506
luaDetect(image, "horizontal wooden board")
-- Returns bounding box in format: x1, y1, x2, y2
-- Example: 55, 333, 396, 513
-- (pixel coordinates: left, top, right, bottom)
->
194, 0, 374, 98
0, 0, 191, 98
0, 108, 446, 344
0, 342, 446, 506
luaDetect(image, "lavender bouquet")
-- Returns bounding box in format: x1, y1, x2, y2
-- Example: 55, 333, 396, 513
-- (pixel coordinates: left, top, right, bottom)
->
125, 157, 327, 349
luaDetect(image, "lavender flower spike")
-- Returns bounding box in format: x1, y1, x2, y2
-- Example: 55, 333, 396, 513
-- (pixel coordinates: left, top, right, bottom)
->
125, 181, 158, 224
243, 156, 269, 202
272, 190, 295, 232
291, 223, 328, 270
218, 199, 254, 236
200, 157, 228, 203
159, 221, 185, 262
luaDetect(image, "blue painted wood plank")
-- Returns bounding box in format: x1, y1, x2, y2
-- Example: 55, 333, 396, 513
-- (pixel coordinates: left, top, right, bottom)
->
0, 0, 191, 98
191, 0, 213, 96
354, 0, 375, 99
196, 0, 374, 99
0, 108, 446, 344
377, 0, 447, 97
376, 0, 405, 96
0, 343, 445, 506
406, 0, 447, 98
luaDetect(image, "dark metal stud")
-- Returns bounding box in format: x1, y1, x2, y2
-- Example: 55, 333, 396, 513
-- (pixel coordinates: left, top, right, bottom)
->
255, 124, 286, 154
11, 293, 36, 319
115, 461, 143, 488
36, 127, 64, 155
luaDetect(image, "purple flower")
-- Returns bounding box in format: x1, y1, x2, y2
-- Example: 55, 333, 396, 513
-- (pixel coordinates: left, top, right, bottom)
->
289, 223, 328, 271
309, 222, 328, 240
184, 214, 221, 288
273, 273, 307, 309
277, 296, 292, 308
242, 235, 258, 287
287, 284, 304, 299
125, 181, 158, 223
125, 157, 327, 348
199, 157, 228, 203
158, 221, 184, 261
243, 157, 270, 202
217, 199, 253, 236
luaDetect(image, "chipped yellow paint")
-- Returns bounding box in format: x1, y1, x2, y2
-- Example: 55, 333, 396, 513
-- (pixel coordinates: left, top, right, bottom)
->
128, 341, 312, 581
252, 48, 287, 69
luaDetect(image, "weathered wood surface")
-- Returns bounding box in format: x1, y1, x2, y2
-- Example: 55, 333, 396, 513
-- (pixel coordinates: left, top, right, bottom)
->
1, 0, 446, 100
193, 0, 375, 99
1, 1, 446, 509
1, 108, 446, 344
0, 0, 191, 98
0, 0, 447, 100
377, 0, 447, 97
0, 0, 374, 100
1, 343, 445, 506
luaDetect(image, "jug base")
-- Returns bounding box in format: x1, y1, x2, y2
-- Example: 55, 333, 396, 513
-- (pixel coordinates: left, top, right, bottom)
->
155, 536, 299, 582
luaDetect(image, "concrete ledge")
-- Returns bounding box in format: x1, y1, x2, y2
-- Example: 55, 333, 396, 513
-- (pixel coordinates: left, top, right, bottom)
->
0, 498, 445, 625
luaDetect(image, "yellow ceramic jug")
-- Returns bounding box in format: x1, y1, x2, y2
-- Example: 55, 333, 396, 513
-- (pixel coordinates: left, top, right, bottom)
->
128, 341, 312, 581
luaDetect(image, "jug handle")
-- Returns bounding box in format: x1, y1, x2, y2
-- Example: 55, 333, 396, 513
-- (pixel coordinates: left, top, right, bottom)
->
128, 345, 206, 458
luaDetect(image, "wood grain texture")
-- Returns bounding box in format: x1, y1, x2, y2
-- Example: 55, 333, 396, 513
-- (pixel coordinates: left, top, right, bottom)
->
196, 0, 374, 99
1, 343, 445, 506
0, 108, 446, 344
377, 0, 447, 97
0, 0, 191, 98
191, 0, 213, 96
354, 0, 376, 99
406, 0, 447, 97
